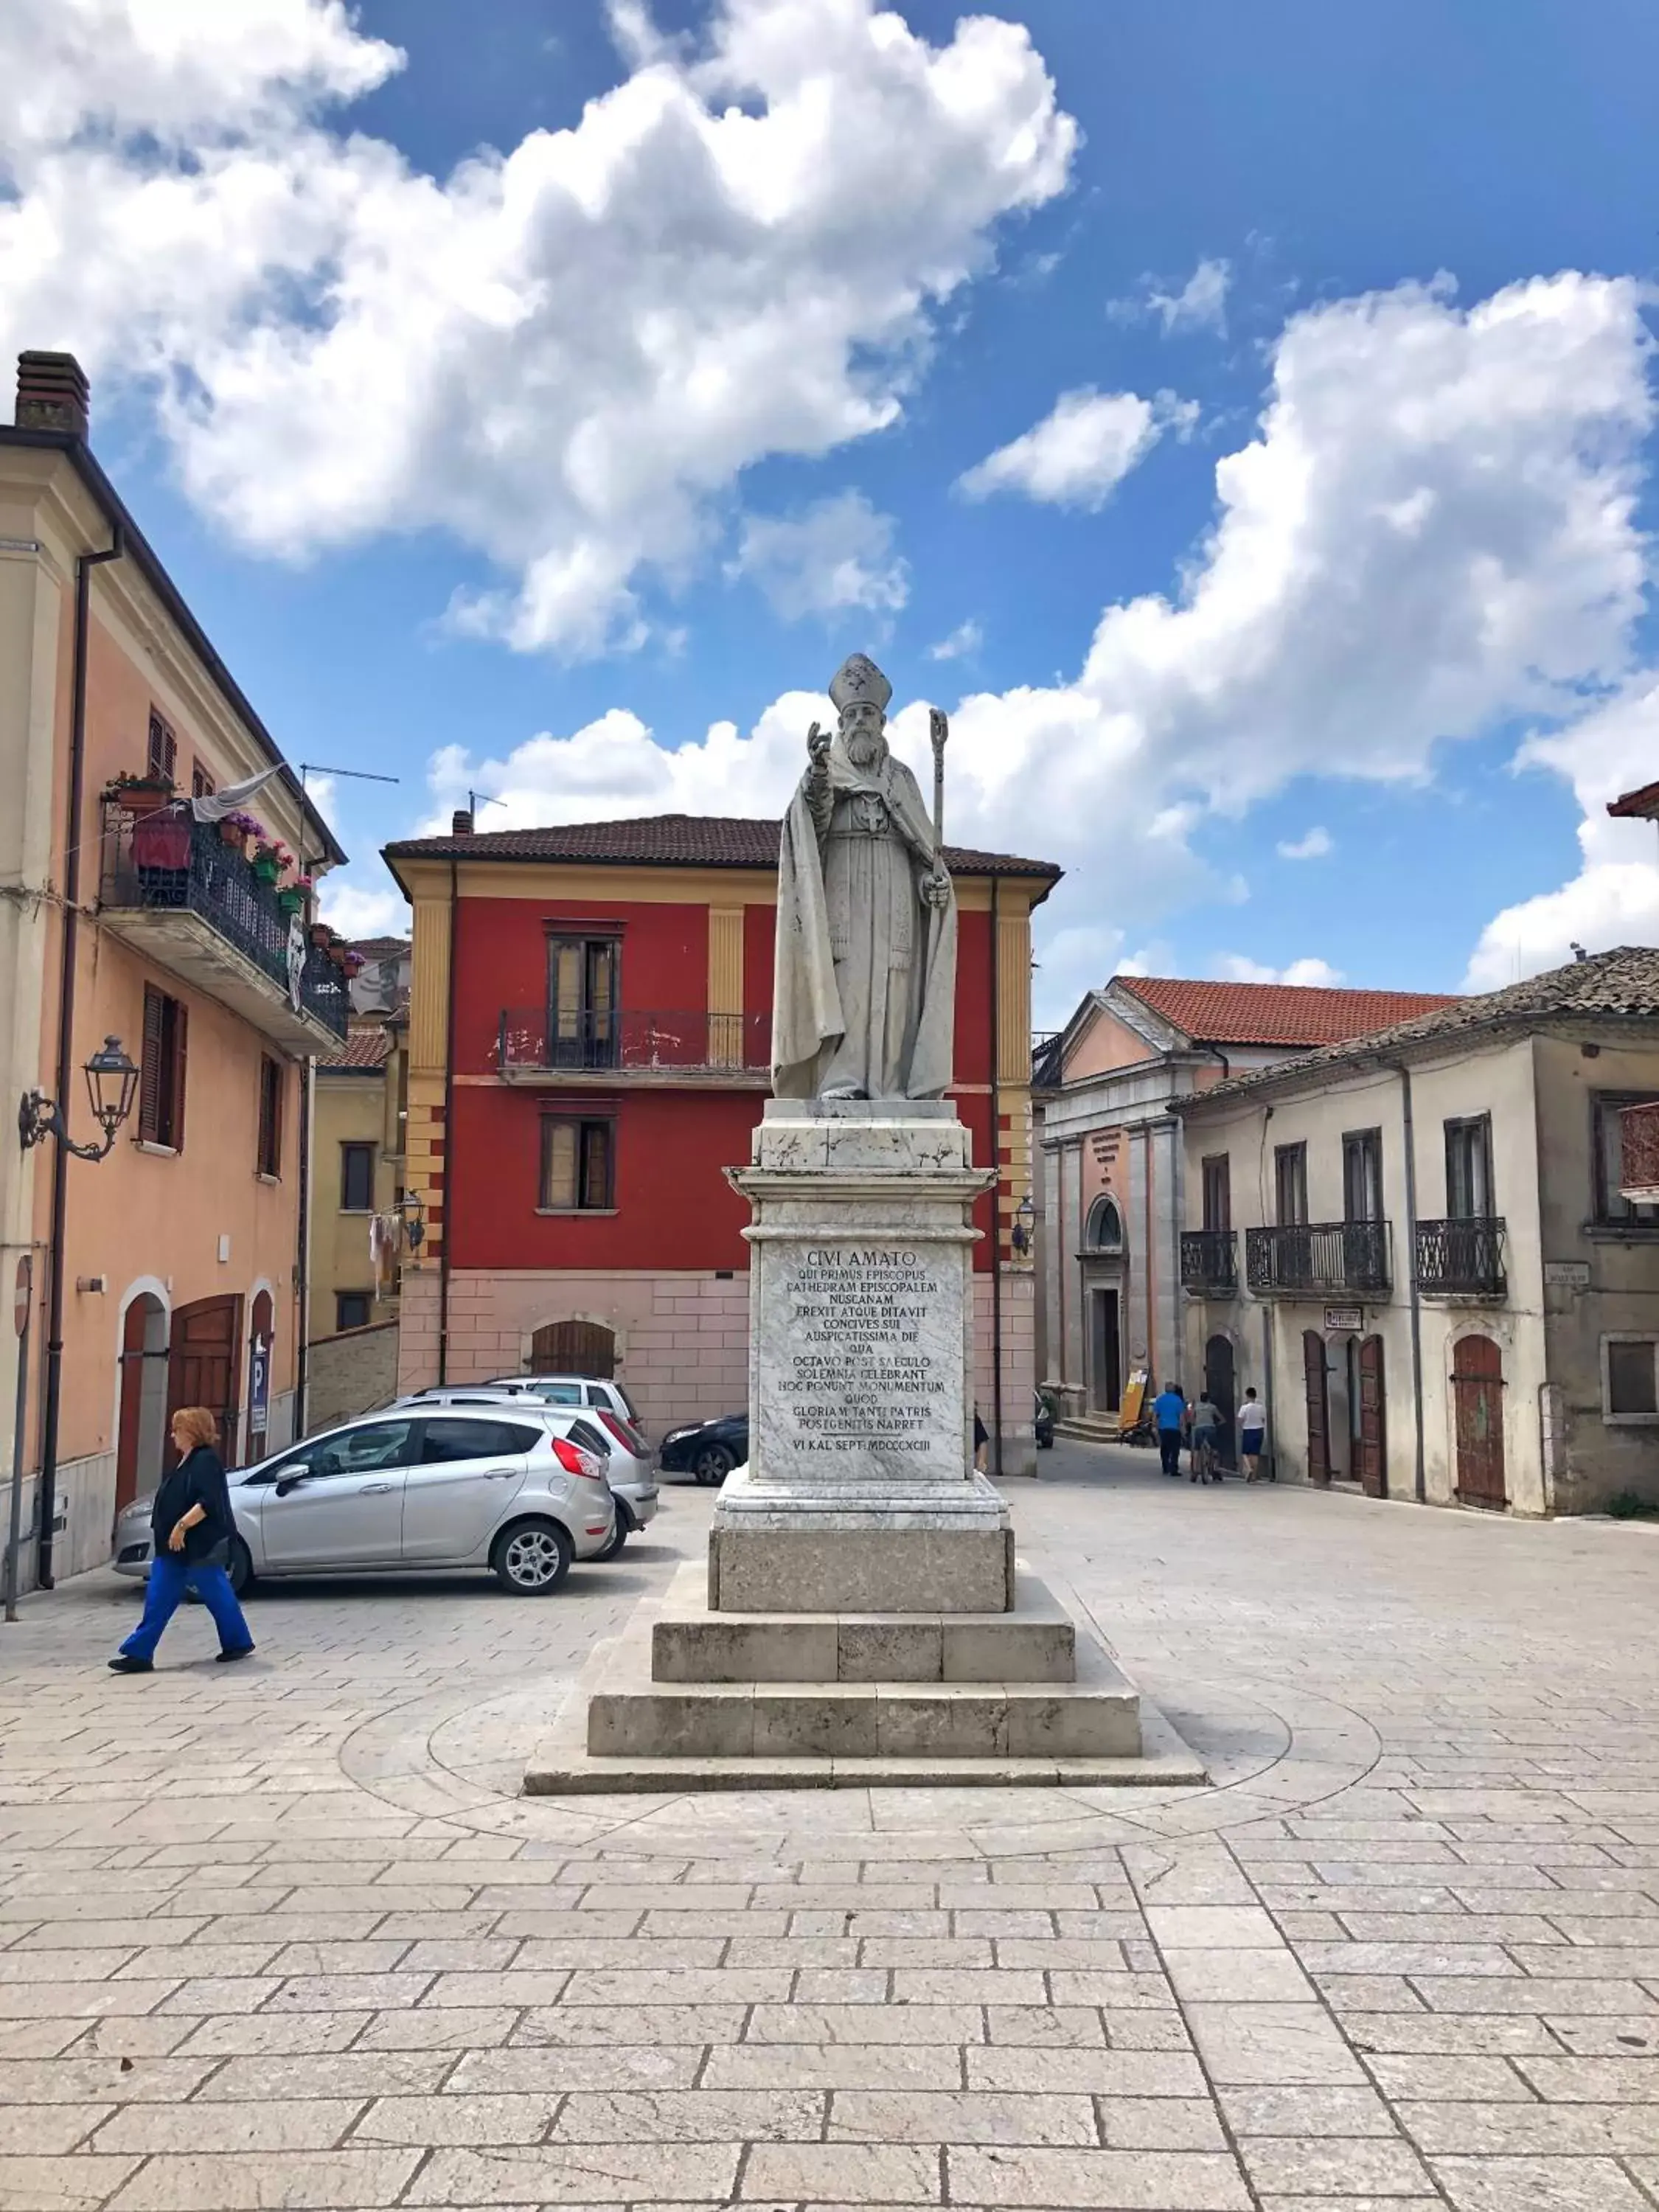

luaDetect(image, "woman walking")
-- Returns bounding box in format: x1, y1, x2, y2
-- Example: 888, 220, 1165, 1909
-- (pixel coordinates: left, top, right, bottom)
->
109, 1408, 254, 1674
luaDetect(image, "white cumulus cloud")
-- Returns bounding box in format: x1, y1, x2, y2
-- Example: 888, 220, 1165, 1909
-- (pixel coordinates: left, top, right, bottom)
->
728, 491, 908, 622
1464, 680, 1659, 988
957, 386, 1197, 510
1214, 953, 1346, 987
928, 617, 983, 661
0, 0, 1076, 655
1110, 255, 1233, 335
1276, 826, 1332, 860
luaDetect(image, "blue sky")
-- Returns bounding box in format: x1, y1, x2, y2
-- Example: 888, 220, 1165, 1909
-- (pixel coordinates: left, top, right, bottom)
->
5, 0, 1658, 1021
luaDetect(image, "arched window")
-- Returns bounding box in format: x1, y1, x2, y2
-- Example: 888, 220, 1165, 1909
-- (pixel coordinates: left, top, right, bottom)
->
1085, 1195, 1124, 1252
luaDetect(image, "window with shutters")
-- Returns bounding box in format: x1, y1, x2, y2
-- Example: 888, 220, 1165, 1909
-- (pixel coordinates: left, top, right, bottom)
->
257, 1057, 282, 1178
1274, 1142, 1308, 1225
546, 934, 619, 1067
191, 759, 215, 800
1444, 1116, 1495, 1219
339, 1142, 375, 1212
1201, 1155, 1231, 1232
1592, 1093, 1659, 1226
146, 711, 177, 785
1342, 1128, 1384, 1222
137, 987, 187, 1150
539, 1115, 614, 1211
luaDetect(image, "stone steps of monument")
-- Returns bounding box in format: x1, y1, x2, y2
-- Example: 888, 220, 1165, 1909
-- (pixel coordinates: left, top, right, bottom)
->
652, 1566, 1075, 1685
587, 1632, 1141, 1762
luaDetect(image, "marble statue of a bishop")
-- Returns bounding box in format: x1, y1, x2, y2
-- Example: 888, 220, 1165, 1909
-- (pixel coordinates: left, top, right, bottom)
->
771, 653, 957, 1101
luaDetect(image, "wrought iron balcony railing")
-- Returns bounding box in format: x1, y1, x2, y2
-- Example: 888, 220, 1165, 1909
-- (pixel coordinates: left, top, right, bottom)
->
1416, 1217, 1507, 1298
99, 804, 348, 1043
1032, 1030, 1064, 1089
1180, 1228, 1238, 1295
1620, 1101, 1659, 1203
1246, 1220, 1391, 1297
498, 1006, 770, 1079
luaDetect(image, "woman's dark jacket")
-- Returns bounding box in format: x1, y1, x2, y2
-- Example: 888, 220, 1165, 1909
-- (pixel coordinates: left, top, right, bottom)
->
150, 1446, 234, 1565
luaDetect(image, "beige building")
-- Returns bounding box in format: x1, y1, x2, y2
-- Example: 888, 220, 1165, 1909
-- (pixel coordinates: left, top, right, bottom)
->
1034, 975, 1454, 1431
305, 942, 409, 1430
1175, 947, 1659, 1516
0, 351, 344, 1587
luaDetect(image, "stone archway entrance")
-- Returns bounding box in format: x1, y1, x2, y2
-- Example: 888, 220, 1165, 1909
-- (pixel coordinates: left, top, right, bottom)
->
529, 1320, 616, 1378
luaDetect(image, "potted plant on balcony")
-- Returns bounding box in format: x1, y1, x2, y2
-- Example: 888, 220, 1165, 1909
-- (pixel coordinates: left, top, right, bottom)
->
309, 915, 335, 950
105, 770, 177, 819
251, 838, 283, 886
220, 807, 262, 852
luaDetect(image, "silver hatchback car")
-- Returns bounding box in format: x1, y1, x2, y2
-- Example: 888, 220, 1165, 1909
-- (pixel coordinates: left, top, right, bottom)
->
111, 1403, 615, 1597
398, 1388, 658, 1555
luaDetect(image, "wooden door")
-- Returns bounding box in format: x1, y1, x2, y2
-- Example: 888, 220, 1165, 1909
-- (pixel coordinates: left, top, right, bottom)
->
1205, 1335, 1237, 1469
1453, 1333, 1507, 1509
115, 1295, 167, 1510
1090, 1291, 1121, 1413
167, 1294, 243, 1464
1303, 1330, 1331, 1486
1357, 1334, 1386, 1498
529, 1319, 616, 1377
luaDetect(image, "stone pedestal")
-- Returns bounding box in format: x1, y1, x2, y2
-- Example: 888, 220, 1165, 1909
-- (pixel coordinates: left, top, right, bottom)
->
524, 1100, 1206, 1793
709, 1099, 1009, 1614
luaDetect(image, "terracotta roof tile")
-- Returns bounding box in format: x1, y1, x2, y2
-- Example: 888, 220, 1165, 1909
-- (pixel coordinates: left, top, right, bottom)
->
383, 812, 1060, 879
317, 1025, 394, 1071
1609, 779, 1659, 820
1182, 946, 1659, 1106
1116, 975, 1458, 1047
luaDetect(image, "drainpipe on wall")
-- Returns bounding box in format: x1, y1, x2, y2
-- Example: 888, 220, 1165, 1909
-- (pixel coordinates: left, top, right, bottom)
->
988, 877, 1004, 1478
36, 525, 123, 1590
1395, 1060, 1427, 1503
437, 856, 458, 1385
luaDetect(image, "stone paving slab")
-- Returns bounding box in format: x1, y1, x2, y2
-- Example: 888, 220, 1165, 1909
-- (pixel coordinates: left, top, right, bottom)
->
6, 1451, 1659, 2208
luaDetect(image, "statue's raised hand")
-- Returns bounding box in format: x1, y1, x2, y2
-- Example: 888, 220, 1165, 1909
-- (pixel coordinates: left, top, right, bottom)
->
807, 720, 831, 765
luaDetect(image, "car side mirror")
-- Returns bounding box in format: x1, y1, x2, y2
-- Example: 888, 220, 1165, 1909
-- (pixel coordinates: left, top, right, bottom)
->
273, 1467, 312, 1497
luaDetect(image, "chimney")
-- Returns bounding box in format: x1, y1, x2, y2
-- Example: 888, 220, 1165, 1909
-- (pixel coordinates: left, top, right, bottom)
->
451, 808, 473, 835
15, 351, 90, 439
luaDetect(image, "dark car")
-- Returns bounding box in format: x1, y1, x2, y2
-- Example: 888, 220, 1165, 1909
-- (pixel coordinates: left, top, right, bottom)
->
660, 1412, 748, 1485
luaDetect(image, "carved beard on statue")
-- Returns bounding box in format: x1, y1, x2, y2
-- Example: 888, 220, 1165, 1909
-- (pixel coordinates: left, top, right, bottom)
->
843, 718, 888, 774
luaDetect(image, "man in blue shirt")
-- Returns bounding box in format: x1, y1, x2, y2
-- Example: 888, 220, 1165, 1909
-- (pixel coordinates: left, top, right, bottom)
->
1152, 1385, 1186, 1476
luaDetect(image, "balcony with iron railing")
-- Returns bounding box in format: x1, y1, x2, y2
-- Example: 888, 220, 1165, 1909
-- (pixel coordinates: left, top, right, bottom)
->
1415, 1216, 1507, 1298
97, 804, 348, 1051
1621, 1101, 1659, 1203
1180, 1228, 1239, 1296
497, 1006, 771, 1085
1245, 1220, 1391, 1298
1032, 1030, 1064, 1090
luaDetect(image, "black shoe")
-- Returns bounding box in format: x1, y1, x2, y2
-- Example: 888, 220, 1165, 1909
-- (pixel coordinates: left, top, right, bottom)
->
216, 1645, 256, 1663
108, 1655, 153, 1674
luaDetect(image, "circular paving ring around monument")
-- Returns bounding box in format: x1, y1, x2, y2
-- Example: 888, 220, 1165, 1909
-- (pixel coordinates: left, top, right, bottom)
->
338, 1666, 1381, 1859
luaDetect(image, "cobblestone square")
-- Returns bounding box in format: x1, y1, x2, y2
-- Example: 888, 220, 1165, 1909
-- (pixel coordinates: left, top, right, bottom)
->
3, 1445, 1659, 2209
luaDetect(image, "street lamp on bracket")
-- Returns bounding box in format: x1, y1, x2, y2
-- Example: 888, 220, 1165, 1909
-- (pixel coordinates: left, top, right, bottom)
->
1010, 1189, 1037, 1257
18, 1036, 140, 1162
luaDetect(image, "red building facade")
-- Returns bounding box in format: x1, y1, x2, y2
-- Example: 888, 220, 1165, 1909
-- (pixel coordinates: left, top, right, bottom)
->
384, 814, 1058, 1470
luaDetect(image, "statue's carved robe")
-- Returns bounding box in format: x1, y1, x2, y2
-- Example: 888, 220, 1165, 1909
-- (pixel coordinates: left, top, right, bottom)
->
772, 738, 957, 1099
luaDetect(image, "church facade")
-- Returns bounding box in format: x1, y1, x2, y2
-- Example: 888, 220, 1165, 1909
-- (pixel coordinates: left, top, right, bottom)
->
382, 812, 1059, 1472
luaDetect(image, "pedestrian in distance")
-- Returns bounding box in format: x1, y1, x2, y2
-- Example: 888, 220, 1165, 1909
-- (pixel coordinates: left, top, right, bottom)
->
1190, 1391, 1223, 1484
109, 1407, 255, 1674
973, 1405, 989, 1474
1152, 1382, 1186, 1477
1239, 1387, 1267, 1481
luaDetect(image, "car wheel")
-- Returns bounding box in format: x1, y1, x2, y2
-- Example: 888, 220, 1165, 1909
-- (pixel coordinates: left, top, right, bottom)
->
693, 1444, 734, 1486
491, 1517, 573, 1594
594, 1517, 627, 1561
227, 1537, 255, 1597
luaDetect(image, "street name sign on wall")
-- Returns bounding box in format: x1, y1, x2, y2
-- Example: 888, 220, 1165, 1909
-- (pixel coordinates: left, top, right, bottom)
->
1324, 1304, 1363, 1334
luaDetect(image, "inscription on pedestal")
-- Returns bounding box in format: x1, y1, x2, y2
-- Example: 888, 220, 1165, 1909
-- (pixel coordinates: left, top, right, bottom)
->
758, 1239, 965, 1484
